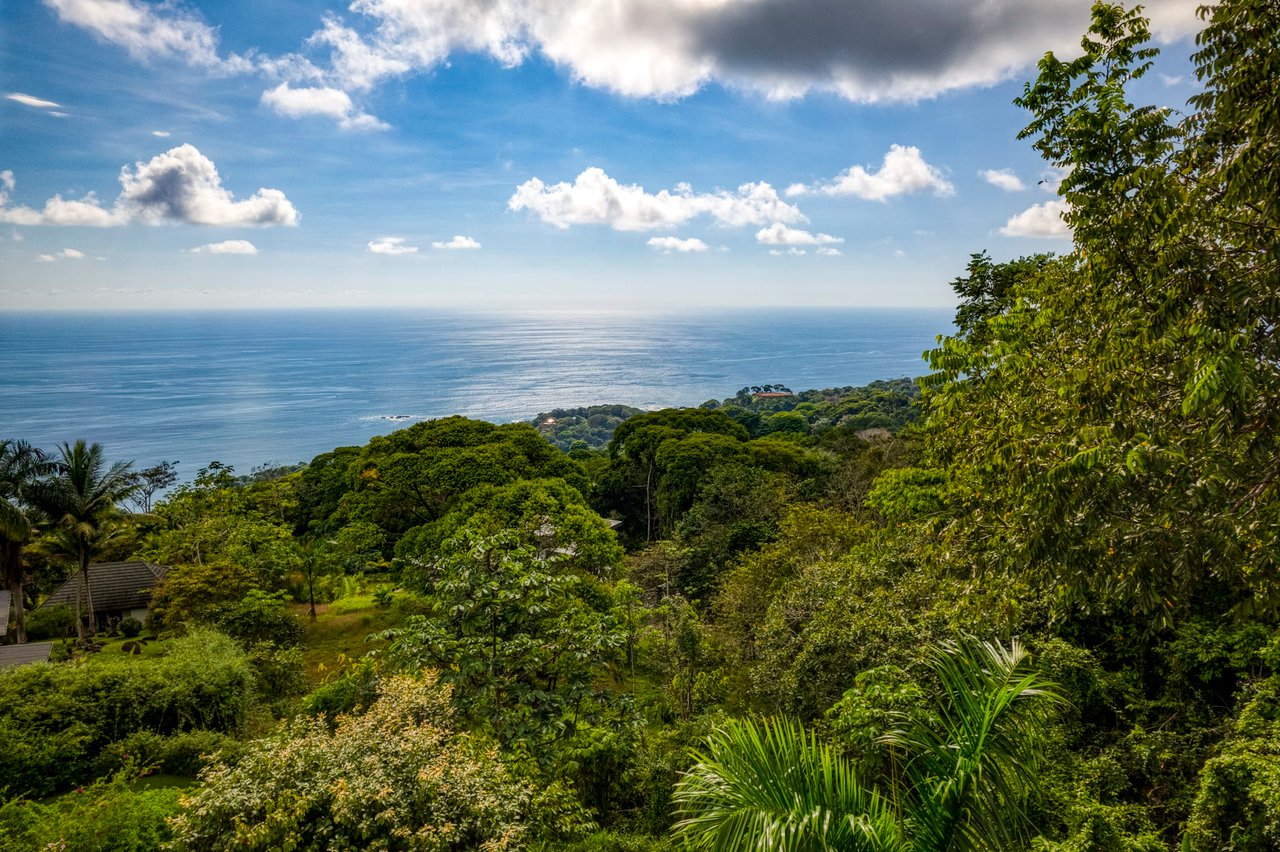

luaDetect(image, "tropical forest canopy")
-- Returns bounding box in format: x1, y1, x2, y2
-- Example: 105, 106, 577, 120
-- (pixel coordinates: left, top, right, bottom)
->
1, 3, 1278, 849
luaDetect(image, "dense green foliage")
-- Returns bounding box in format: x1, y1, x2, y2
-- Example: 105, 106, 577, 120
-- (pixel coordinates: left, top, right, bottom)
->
0, 630, 254, 798
169, 673, 576, 851
1, 3, 1276, 848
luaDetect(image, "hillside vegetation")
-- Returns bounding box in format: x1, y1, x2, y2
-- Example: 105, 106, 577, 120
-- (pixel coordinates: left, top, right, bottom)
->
2, 3, 1278, 849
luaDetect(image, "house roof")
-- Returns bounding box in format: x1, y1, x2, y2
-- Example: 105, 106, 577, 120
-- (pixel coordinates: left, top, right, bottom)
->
0, 642, 52, 669
40, 561, 168, 614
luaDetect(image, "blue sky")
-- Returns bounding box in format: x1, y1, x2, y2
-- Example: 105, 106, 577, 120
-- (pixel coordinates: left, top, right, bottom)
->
1, 0, 1204, 310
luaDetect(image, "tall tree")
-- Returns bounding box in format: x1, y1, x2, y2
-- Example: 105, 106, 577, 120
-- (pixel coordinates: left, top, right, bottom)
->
33, 441, 138, 638
0, 440, 54, 643
922, 0, 1280, 624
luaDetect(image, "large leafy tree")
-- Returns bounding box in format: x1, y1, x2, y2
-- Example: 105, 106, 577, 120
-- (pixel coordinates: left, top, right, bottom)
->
922, 0, 1280, 624
0, 440, 54, 643
672, 639, 1061, 851
382, 529, 626, 765
31, 440, 138, 638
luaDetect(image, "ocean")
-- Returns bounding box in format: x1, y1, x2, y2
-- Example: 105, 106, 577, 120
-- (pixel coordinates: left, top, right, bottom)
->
0, 308, 953, 478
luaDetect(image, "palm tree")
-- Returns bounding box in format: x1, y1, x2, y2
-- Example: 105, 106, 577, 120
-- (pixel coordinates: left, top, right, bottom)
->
32, 441, 138, 639
672, 639, 1061, 852
0, 440, 55, 643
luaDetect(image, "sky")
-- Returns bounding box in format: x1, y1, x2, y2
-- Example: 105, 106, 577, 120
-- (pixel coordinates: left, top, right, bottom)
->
0, 0, 1206, 311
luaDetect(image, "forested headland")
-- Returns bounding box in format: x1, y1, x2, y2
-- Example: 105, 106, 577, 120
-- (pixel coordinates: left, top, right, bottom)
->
2, 3, 1279, 849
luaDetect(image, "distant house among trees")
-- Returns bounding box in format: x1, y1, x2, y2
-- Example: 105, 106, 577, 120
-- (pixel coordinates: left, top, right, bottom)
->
38, 560, 168, 630
751, 392, 794, 399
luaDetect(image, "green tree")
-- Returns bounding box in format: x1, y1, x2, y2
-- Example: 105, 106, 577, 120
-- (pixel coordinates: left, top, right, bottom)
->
0, 440, 54, 643
672, 639, 1061, 851
31, 441, 137, 638
922, 0, 1280, 623
382, 529, 626, 764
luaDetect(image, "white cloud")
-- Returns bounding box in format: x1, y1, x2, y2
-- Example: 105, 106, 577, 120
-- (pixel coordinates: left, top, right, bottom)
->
151, 130, 170, 137
368, 236, 418, 254
285, 1, 1203, 104
788, 145, 953, 201
1159, 73, 1184, 86
6, 92, 61, 109
1000, 200, 1071, 238
647, 236, 709, 253
36, 247, 86, 262
190, 239, 258, 254
308, 15, 414, 93
432, 235, 481, 250
116, 145, 299, 226
755, 222, 843, 246
261, 83, 388, 131
980, 168, 1025, 192
0, 146, 299, 227
41, 0, 240, 70
509, 167, 804, 232
769, 248, 807, 256
817, 247, 842, 256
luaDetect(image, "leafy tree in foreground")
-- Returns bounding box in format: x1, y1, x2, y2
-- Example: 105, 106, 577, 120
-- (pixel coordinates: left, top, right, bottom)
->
0, 439, 54, 643
923, 0, 1280, 624
671, 639, 1061, 851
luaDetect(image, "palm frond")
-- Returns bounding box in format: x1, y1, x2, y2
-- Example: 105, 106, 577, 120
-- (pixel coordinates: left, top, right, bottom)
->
881, 638, 1062, 851
673, 716, 905, 852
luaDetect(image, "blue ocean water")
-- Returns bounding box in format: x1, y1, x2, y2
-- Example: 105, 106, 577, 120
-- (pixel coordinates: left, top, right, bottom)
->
0, 308, 953, 477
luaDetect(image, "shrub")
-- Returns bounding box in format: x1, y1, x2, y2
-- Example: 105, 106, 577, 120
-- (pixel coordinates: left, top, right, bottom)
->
0, 629, 255, 797
92, 729, 243, 779
119, 617, 143, 638
25, 604, 76, 641
170, 673, 589, 850
214, 589, 303, 648
0, 764, 182, 852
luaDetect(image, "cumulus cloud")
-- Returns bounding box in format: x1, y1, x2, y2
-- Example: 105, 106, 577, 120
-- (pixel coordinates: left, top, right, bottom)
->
817, 247, 843, 256
261, 83, 388, 131
432, 235, 481, 250
769, 248, 808, 257
152, 130, 170, 137
980, 168, 1025, 192
509, 167, 804, 232
788, 145, 953, 201
190, 239, 258, 254
284, 0, 1201, 104
1000, 200, 1071, 238
647, 236, 709, 253
0, 146, 299, 227
116, 145, 299, 225
36, 248, 86, 262
6, 92, 61, 109
755, 223, 843, 246
368, 236, 418, 254
41, 0, 243, 70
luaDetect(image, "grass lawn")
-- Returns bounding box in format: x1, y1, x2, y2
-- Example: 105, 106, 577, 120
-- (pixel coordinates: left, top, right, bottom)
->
293, 598, 410, 686
69, 631, 171, 663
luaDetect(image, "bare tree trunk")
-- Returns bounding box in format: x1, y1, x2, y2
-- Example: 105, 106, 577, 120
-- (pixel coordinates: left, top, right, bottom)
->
79, 542, 95, 637
3, 541, 26, 644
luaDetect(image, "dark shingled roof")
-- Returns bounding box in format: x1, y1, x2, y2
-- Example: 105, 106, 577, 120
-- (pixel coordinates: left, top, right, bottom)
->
0, 642, 52, 669
40, 561, 168, 614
